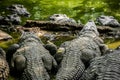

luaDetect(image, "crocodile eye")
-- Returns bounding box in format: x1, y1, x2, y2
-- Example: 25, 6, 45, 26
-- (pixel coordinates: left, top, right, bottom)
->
110, 16, 114, 19
55, 15, 59, 17
7, 16, 10, 19
10, 6, 16, 9
19, 5, 23, 8
100, 16, 105, 19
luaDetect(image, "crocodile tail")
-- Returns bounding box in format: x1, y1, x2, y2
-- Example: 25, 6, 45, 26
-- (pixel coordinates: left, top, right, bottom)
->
72, 60, 85, 80
56, 60, 85, 80
56, 52, 85, 80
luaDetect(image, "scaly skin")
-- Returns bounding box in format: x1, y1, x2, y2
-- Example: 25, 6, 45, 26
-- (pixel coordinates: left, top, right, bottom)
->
56, 21, 108, 80
11, 32, 57, 80
80, 47, 120, 80
49, 14, 77, 25
0, 48, 9, 80
7, 4, 30, 17
97, 15, 120, 27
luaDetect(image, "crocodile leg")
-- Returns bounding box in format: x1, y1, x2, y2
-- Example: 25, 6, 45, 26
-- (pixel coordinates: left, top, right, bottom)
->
44, 40, 57, 56
54, 41, 70, 64
94, 37, 108, 55
12, 55, 26, 72
99, 44, 109, 55
42, 53, 57, 71
80, 62, 96, 80
7, 44, 20, 59
0, 47, 6, 57
54, 47, 65, 64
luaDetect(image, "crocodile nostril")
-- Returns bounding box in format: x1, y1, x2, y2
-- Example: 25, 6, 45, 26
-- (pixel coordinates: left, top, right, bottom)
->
24, 13, 30, 17
50, 18, 55, 21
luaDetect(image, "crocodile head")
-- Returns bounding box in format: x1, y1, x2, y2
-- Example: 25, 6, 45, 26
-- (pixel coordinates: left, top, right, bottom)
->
97, 15, 120, 27
49, 14, 77, 24
49, 14, 69, 21
7, 4, 30, 17
79, 20, 99, 38
5, 14, 21, 25
19, 31, 43, 43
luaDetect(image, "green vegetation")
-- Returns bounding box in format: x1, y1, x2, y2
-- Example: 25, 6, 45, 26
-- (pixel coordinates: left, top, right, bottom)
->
0, 0, 120, 23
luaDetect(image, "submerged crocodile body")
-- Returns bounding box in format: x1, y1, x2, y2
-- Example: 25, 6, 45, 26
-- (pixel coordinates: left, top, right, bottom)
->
80, 46, 120, 80
0, 48, 9, 80
10, 32, 57, 80
55, 21, 108, 80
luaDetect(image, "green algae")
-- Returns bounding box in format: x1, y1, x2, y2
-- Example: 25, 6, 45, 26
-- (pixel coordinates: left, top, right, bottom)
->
107, 40, 120, 49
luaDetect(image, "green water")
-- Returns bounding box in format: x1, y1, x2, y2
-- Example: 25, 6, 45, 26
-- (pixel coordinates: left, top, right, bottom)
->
0, 0, 120, 23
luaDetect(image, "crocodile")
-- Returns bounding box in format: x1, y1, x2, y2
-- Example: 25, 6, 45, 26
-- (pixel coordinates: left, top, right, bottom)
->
80, 46, 120, 80
49, 14, 77, 24
0, 14, 21, 25
9, 31, 57, 80
0, 4, 30, 32
0, 47, 9, 80
7, 4, 30, 17
55, 20, 108, 80
96, 15, 120, 27
0, 14, 21, 32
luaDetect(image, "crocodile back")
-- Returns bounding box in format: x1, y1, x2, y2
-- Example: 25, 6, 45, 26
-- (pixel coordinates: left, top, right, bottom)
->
23, 43, 50, 80
12, 32, 53, 80
56, 36, 101, 80
78, 37, 101, 64
15, 40, 50, 80
80, 49, 120, 80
